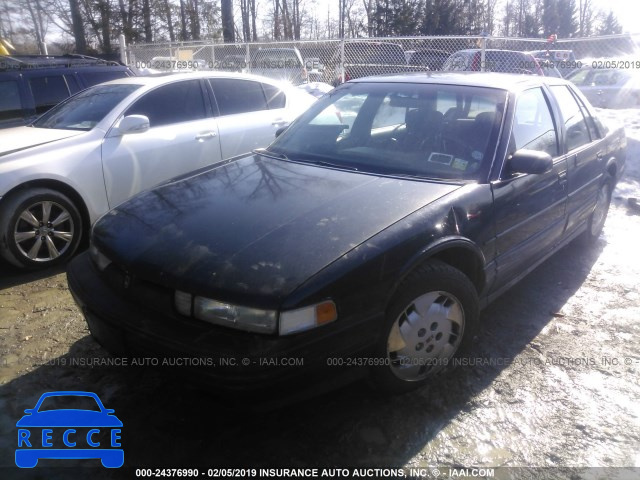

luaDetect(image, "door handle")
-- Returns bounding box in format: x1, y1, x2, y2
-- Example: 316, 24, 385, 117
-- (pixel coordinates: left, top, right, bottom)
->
195, 131, 217, 140
558, 170, 568, 190
271, 119, 288, 127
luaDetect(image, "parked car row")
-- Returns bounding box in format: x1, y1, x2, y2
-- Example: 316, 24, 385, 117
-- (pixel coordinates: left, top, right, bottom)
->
1, 49, 627, 397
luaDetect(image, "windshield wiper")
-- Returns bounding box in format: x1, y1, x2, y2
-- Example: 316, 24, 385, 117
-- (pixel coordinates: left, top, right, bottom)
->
253, 148, 290, 161
304, 159, 359, 171
255, 149, 357, 171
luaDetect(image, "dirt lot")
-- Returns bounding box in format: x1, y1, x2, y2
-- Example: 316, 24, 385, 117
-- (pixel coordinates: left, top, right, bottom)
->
1, 116, 639, 479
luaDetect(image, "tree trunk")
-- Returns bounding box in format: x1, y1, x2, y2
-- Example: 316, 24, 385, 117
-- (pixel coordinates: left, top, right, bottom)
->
142, 0, 152, 42
274, 0, 281, 40
221, 0, 235, 42
250, 0, 258, 41
164, 0, 175, 41
69, 0, 86, 53
179, 0, 188, 40
98, 0, 112, 53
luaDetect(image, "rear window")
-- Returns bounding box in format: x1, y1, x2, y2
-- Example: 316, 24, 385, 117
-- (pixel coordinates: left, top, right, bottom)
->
0, 80, 23, 123
28, 75, 71, 114
210, 78, 268, 115
262, 83, 286, 109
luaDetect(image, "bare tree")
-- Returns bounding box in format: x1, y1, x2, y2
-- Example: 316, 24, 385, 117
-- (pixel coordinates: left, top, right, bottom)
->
221, 0, 234, 41
69, 0, 87, 52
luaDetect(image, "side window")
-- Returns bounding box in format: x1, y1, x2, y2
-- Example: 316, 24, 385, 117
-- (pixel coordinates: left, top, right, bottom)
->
28, 75, 71, 114
209, 79, 267, 116
309, 93, 367, 132
261, 83, 286, 109
0, 80, 23, 122
575, 95, 601, 140
371, 95, 407, 129
125, 80, 206, 128
513, 88, 558, 157
550, 85, 592, 151
64, 75, 81, 94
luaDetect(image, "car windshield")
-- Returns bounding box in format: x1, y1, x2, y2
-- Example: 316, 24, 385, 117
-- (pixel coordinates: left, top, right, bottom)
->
33, 83, 142, 131
38, 395, 101, 412
268, 82, 506, 182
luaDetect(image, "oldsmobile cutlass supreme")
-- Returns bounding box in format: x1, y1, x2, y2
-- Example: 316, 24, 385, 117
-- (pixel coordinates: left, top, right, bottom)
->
67, 73, 626, 394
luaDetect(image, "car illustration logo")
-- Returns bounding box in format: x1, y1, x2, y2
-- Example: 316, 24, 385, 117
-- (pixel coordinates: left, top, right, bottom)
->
15, 391, 123, 468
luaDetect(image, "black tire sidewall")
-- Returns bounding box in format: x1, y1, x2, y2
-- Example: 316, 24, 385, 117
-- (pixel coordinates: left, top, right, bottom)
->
369, 261, 479, 393
584, 175, 613, 244
0, 189, 83, 269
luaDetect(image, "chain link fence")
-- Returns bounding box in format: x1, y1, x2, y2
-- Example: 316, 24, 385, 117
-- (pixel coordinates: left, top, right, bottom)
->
126, 34, 640, 106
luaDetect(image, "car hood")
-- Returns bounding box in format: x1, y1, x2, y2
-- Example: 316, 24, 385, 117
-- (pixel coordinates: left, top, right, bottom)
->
93, 154, 460, 304
0, 126, 84, 157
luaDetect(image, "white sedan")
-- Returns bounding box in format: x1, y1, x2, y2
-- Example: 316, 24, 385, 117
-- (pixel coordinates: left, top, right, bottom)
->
0, 72, 316, 269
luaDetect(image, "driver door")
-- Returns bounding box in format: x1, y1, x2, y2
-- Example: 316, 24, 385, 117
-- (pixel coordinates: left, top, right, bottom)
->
490, 87, 568, 291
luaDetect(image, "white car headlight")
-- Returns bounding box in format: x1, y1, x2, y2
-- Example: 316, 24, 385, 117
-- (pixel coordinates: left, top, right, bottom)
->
89, 244, 112, 271
174, 291, 277, 334
279, 300, 337, 335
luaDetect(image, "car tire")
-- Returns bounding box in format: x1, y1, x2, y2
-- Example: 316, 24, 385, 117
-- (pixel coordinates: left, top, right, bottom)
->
582, 175, 613, 245
369, 260, 479, 393
0, 188, 83, 269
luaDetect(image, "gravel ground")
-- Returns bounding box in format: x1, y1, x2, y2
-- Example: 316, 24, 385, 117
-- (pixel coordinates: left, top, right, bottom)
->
1, 112, 639, 480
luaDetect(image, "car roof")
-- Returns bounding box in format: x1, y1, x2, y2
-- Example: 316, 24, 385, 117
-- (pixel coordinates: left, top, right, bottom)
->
452, 49, 533, 54
101, 71, 294, 88
350, 71, 570, 91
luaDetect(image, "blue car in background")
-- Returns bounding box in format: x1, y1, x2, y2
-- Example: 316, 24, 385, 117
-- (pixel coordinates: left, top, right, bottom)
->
15, 391, 123, 468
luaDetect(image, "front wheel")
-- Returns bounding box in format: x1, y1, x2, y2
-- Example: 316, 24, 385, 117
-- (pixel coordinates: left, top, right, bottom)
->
0, 188, 83, 269
370, 260, 479, 393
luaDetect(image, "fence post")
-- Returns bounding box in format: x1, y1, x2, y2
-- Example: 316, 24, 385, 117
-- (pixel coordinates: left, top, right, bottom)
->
40, 41, 48, 55
119, 34, 127, 65
340, 38, 345, 83
246, 42, 251, 73
480, 33, 487, 72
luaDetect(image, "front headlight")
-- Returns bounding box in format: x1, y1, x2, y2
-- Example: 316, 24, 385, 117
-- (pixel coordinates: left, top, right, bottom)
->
175, 291, 277, 334
89, 244, 112, 271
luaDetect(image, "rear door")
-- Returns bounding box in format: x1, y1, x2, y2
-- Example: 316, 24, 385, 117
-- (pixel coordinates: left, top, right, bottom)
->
490, 87, 568, 290
208, 78, 288, 158
101, 79, 222, 208
549, 84, 604, 235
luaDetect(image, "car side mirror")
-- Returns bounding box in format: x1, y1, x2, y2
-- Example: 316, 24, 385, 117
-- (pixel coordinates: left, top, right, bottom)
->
24, 409, 34, 414
117, 115, 150, 135
509, 149, 553, 175
275, 126, 288, 138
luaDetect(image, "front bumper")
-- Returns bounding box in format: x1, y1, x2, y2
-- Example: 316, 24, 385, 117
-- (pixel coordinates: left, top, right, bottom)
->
66, 252, 378, 395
